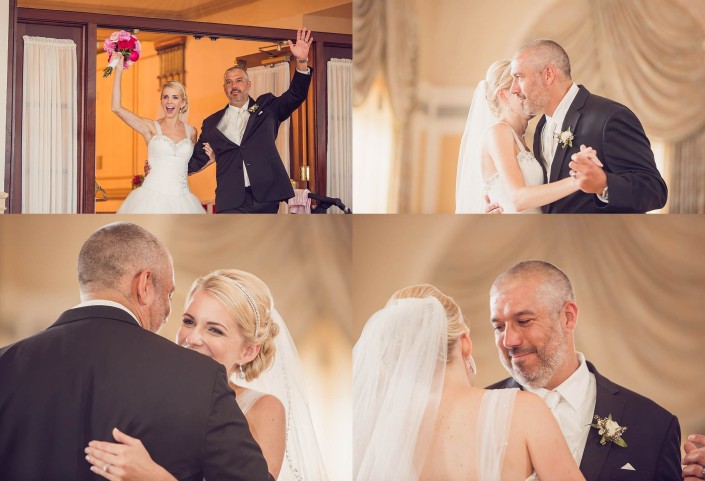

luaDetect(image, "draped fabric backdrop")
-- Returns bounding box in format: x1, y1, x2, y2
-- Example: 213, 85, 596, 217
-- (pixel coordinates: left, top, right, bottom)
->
248, 63, 291, 176
327, 58, 352, 212
353, 0, 419, 212
522, 0, 705, 212
0, 215, 352, 481
353, 216, 705, 449
353, 0, 705, 212
22, 36, 77, 213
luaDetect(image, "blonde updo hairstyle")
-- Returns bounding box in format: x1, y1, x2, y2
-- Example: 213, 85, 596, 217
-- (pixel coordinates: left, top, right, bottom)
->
161, 80, 189, 114
186, 269, 279, 382
388, 284, 469, 360
485, 59, 513, 117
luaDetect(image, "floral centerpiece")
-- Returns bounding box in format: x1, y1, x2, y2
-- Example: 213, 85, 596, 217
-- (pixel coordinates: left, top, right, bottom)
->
102, 30, 141, 78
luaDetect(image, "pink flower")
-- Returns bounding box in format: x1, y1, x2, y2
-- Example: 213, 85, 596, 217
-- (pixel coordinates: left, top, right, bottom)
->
129, 50, 140, 62
117, 30, 131, 42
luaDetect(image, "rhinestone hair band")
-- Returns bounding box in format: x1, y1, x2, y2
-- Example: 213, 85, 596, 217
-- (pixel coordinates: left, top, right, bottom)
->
233, 282, 260, 337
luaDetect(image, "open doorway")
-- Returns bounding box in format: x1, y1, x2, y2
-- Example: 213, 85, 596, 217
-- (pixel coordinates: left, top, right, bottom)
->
95, 30, 310, 213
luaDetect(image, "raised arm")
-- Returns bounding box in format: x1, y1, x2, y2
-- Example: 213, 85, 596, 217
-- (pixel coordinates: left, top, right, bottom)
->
487, 123, 579, 212
519, 392, 586, 481
112, 55, 153, 142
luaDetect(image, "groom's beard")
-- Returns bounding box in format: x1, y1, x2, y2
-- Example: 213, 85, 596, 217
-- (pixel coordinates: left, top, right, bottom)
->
498, 318, 568, 388
522, 89, 549, 117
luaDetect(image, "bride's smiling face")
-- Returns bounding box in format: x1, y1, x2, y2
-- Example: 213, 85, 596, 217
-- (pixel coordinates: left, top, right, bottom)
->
490, 277, 571, 389
160, 87, 185, 118
176, 289, 251, 378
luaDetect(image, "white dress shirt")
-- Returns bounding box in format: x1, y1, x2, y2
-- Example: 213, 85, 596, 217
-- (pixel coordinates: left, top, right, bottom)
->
72, 299, 141, 327
542, 83, 579, 168
523, 352, 596, 465
218, 102, 252, 186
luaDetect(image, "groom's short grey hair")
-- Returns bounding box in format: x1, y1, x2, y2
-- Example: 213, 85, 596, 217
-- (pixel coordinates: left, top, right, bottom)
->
223, 66, 249, 81
492, 260, 575, 315
517, 39, 571, 79
77, 222, 168, 296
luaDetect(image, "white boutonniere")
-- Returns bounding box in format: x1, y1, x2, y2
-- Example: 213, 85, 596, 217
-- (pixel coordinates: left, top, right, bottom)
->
554, 127, 574, 148
590, 413, 628, 448
247, 104, 259, 114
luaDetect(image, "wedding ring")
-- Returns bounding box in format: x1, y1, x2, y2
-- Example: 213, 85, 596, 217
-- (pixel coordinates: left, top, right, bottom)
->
103, 463, 112, 473
570, 170, 577, 179
701, 466, 705, 479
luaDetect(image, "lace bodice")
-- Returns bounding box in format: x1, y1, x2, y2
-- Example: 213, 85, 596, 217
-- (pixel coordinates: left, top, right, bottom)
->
484, 123, 544, 214
140, 121, 194, 196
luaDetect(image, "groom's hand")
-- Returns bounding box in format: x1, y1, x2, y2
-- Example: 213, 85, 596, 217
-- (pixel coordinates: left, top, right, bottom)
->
288, 28, 313, 64
569, 145, 607, 194
683, 434, 705, 481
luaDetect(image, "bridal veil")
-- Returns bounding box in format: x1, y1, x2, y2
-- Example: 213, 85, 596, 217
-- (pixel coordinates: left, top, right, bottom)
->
236, 307, 329, 481
455, 80, 499, 213
353, 297, 447, 481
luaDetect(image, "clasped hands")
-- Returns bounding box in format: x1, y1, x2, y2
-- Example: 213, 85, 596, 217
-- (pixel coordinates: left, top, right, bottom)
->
568, 144, 607, 195
683, 434, 705, 481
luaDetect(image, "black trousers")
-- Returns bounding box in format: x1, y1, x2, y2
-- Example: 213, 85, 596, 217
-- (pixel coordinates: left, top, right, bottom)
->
219, 187, 280, 214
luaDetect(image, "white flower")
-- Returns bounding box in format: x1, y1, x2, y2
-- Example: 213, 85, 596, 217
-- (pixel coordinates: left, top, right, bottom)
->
590, 413, 628, 448
554, 127, 574, 148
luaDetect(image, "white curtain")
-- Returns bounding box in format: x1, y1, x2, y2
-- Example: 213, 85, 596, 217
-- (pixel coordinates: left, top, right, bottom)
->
353, 0, 419, 212
326, 59, 352, 213
22, 36, 77, 213
248, 63, 291, 176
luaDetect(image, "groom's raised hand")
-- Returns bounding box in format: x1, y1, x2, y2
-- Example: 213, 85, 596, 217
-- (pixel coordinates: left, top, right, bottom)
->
569, 145, 607, 195
683, 434, 705, 481
288, 28, 313, 62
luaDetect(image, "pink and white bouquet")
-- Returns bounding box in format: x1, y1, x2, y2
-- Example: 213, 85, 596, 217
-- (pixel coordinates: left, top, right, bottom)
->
102, 30, 141, 78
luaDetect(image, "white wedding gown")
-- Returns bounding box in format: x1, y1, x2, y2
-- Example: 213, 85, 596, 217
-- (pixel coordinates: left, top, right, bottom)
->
477, 389, 538, 481
117, 121, 205, 214
484, 123, 544, 214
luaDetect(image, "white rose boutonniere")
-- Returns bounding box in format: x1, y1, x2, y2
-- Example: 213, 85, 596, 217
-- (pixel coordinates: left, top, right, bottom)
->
590, 413, 628, 448
247, 104, 259, 114
554, 127, 574, 149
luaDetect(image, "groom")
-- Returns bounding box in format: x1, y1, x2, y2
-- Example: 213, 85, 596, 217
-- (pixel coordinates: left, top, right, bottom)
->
506, 39, 667, 213
0, 222, 272, 480
188, 28, 314, 213
487, 260, 680, 481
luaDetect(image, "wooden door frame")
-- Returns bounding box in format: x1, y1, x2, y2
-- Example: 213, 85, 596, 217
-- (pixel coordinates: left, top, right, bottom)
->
6, 7, 351, 213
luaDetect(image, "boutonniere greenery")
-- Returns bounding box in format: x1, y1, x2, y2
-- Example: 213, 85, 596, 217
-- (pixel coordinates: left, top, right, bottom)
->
554, 127, 574, 149
590, 413, 628, 448
247, 104, 259, 114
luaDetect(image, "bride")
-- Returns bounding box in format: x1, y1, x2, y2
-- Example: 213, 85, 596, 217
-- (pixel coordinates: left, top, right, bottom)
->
84, 269, 328, 481
455, 60, 599, 213
111, 55, 207, 214
353, 284, 586, 481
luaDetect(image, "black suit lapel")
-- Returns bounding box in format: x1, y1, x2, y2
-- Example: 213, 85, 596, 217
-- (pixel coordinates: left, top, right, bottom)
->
579, 361, 626, 481
241, 96, 259, 145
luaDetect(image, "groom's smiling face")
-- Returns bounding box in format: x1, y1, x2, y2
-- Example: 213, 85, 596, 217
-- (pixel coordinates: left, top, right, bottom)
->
490, 277, 571, 389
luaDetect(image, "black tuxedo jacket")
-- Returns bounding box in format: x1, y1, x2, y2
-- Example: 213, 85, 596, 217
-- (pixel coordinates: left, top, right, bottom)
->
534, 86, 667, 213
189, 69, 313, 212
0, 306, 273, 481
487, 361, 681, 481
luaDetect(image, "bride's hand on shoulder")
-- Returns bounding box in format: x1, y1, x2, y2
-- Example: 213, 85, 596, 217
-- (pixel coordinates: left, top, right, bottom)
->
84, 427, 176, 481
